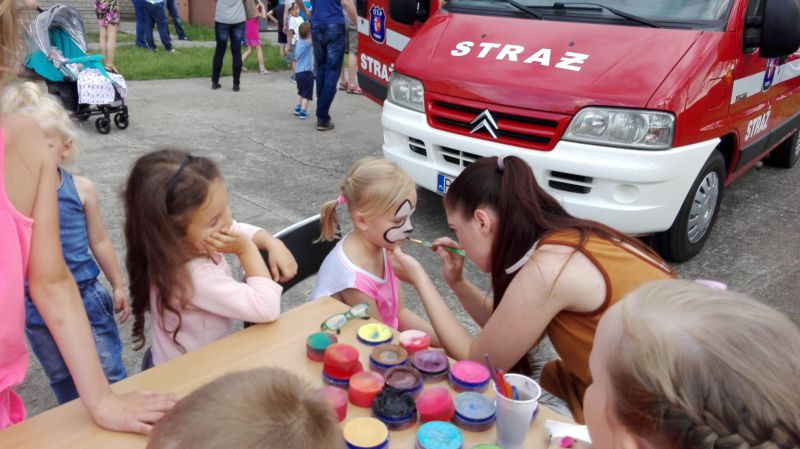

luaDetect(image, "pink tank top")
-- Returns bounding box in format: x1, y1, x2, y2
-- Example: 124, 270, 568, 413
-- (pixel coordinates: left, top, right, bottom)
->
0, 126, 34, 428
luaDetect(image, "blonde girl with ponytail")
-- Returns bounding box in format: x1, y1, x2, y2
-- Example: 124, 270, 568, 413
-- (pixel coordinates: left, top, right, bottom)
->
310, 157, 440, 344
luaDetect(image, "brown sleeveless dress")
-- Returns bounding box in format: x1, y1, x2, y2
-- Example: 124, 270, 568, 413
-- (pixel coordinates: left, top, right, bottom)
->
536, 230, 675, 423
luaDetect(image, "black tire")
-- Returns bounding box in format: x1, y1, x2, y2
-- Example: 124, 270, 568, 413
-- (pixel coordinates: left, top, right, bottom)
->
95, 117, 111, 134
652, 150, 726, 262
766, 130, 800, 169
114, 113, 129, 129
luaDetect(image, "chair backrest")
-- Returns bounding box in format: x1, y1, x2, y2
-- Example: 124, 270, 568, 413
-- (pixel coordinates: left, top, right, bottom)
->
262, 214, 338, 292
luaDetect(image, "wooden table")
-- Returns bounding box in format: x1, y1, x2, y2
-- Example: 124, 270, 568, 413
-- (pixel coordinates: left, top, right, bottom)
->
0, 297, 570, 448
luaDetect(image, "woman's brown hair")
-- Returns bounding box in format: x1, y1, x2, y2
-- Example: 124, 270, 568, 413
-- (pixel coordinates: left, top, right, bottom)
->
444, 156, 672, 372
610, 280, 800, 449
124, 149, 221, 350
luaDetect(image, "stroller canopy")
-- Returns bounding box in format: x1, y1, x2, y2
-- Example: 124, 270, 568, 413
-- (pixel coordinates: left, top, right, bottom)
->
29, 5, 87, 57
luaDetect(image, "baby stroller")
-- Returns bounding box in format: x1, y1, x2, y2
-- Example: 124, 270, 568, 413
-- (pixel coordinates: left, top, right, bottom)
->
24, 5, 129, 134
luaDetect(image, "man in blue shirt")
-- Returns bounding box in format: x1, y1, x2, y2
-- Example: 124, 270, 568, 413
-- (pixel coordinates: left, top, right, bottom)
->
297, 0, 357, 131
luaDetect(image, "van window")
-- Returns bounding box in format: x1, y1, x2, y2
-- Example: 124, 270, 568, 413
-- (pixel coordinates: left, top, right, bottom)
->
446, 0, 733, 29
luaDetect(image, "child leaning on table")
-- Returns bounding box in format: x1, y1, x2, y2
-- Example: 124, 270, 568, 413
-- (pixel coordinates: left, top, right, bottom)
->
556, 280, 800, 449
123, 149, 298, 367
310, 157, 440, 345
1, 81, 130, 404
147, 367, 342, 449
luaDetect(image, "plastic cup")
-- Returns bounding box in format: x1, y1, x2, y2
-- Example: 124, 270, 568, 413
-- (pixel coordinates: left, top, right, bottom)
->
494, 373, 542, 449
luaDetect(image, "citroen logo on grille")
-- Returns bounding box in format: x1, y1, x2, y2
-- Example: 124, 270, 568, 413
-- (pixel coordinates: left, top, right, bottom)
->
469, 109, 499, 139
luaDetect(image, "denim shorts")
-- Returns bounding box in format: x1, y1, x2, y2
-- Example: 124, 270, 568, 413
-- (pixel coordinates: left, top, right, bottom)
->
25, 278, 128, 404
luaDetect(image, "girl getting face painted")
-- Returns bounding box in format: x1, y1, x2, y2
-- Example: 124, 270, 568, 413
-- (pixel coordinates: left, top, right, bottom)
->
383, 199, 416, 245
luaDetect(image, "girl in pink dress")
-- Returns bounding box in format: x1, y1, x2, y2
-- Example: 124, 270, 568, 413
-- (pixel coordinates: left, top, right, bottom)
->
242, 0, 270, 75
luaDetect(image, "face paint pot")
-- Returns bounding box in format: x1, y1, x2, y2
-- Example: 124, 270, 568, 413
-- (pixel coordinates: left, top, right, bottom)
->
448, 360, 491, 393
357, 323, 394, 346
316, 386, 348, 422
349, 371, 386, 408
471, 445, 504, 449
369, 344, 409, 374
323, 343, 363, 387
415, 387, 455, 423
411, 350, 450, 383
452, 392, 496, 432
372, 388, 418, 431
343, 417, 390, 449
399, 329, 431, 355
384, 365, 424, 398
415, 421, 464, 449
307, 332, 338, 362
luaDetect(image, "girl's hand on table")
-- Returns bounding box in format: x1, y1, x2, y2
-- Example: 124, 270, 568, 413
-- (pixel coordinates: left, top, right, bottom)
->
90, 391, 177, 435
431, 237, 465, 286
389, 247, 427, 285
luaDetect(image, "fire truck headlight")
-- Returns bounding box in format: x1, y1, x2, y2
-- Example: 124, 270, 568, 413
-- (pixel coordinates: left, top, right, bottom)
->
388, 73, 425, 113
564, 108, 675, 150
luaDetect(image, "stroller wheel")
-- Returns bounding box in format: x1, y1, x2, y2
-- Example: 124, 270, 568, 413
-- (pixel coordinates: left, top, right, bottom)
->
114, 113, 129, 130
95, 117, 111, 134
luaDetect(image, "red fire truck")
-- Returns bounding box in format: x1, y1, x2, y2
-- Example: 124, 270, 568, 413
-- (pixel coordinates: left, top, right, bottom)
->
356, 0, 800, 261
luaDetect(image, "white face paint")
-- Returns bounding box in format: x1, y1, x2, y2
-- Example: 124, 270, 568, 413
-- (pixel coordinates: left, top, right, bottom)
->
383, 199, 415, 244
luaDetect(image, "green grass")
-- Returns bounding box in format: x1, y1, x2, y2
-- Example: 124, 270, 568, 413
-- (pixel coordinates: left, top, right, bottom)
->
87, 32, 135, 44
114, 44, 288, 80
87, 24, 215, 44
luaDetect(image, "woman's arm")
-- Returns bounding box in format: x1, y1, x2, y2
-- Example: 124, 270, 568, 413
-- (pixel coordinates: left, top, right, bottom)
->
13, 117, 175, 434
396, 287, 442, 346
429, 236, 493, 326
76, 175, 130, 323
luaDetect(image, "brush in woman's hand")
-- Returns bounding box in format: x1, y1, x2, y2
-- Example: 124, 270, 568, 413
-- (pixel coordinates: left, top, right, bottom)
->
408, 238, 466, 256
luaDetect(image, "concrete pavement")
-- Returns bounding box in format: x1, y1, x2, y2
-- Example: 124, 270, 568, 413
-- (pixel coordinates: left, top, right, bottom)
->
15, 71, 800, 417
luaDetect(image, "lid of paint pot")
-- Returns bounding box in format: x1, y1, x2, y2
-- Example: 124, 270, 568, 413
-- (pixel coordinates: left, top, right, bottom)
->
370, 344, 409, 366
454, 392, 495, 423
343, 417, 389, 449
399, 329, 431, 349
372, 388, 417, 422
384, 365, 423, 390
307, 332, 338, 352
450, 360, 490, 386
411, 349, 450, 374
358, 323, 394, 345
417, 421, 464, 449
471, 445, 504, 449
416, 387, 454, 417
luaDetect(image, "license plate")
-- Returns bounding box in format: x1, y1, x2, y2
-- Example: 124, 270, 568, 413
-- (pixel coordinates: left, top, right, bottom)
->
437, 173, 455, 194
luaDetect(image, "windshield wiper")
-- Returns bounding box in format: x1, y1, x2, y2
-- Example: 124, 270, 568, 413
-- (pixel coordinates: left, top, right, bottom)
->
494, 0, 544, 19
553, 2, 660, 28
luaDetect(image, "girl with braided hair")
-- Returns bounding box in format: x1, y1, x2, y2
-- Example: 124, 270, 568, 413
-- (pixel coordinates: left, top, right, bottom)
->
576, 280, 800, 449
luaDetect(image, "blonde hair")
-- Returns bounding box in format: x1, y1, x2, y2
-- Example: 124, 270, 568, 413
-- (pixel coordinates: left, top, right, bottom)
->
609, 280, 800, 449
147, 367, 343, 449
318, 157, 416, 241
1, 81, 81, 164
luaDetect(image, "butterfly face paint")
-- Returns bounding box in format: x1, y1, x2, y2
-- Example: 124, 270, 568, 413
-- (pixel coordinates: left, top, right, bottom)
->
383, 199, 415, 244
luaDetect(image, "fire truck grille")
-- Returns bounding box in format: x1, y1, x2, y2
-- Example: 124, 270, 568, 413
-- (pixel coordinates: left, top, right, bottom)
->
427, 96, 568, 151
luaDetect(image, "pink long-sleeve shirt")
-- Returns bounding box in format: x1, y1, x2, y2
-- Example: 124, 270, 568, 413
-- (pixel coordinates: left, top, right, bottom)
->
150, 222, 282, 366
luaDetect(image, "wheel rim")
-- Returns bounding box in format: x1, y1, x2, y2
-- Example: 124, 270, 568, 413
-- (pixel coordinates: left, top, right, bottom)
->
687, 171, 720, 244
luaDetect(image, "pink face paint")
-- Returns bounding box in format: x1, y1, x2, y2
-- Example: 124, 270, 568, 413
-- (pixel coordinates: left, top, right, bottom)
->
399, 329, 431, 355
416, 386, 455, 423
448, 360, 491, 393
317, 386, 348, 422
410, 349, 450, 383
384, 365, 424, 397
348, 371, 386, 408
383, 199, 415, 244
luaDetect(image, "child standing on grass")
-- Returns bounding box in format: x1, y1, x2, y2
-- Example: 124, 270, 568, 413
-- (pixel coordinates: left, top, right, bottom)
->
292, 23, 313, 119
124, 150, 297, 367
1, 82, 130, 404
311, 157, 441, 344
242, 0, 270, 75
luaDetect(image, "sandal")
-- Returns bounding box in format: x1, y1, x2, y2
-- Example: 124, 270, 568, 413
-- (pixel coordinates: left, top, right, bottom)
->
338, 81, 348, 91
347, 86, 363, 95
104, 65, 119, 74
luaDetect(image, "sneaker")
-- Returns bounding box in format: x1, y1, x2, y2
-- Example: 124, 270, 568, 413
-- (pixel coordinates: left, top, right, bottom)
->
293, 104, 302, 115
316, 121, 335, 131
242, 65, 248, 72
290, 74, 296, 83
167, 48, 176, 53
259, 67, 270, 75
179, 36, 192, 41
298, 110, 309, 119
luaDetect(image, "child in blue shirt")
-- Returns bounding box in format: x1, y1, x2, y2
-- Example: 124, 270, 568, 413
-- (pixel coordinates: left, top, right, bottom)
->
292, 22, 314, 119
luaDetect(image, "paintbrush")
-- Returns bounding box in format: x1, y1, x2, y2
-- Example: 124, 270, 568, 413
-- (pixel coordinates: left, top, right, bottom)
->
408, 238, 466, 256
485, 353, 509, 399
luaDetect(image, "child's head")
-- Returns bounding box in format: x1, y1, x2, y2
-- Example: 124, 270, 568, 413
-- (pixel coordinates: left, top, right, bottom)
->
0, 81, 80, 166
289, 3, 299, 15
585, 280, 800, 449
147, 367, 343, 449
124, 149, 229, 350
299, 22, 311, 39
319, 157, 416, 248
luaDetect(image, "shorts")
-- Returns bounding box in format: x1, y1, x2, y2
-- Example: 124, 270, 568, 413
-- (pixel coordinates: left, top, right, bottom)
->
296, 71, 314, 101
95, 0, 120, 27
278, 31, 288, 44
347, 26, 358, 54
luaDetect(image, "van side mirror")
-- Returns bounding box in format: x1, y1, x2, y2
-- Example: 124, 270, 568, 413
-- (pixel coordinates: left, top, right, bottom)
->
759, 0, 800, 58
389, 0, 418, 24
